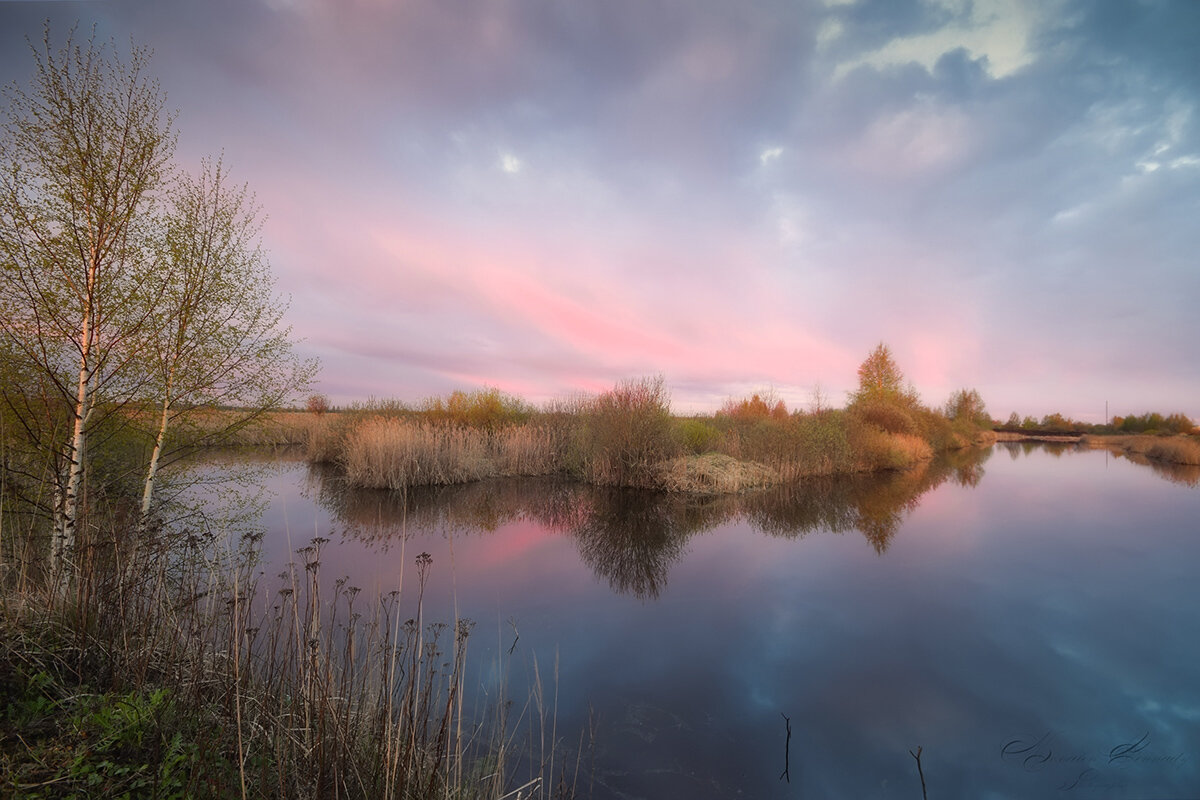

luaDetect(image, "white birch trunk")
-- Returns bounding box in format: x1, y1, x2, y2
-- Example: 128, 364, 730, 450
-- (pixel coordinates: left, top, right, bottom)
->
139, 388, 173, 530
53, 336, 92, 582
52, 251, 98, 585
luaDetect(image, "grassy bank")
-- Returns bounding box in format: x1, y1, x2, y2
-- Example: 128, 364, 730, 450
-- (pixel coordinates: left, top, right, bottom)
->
1081, 433, 1200, 466
1, 519, 574, 799
301, 381, 994, 495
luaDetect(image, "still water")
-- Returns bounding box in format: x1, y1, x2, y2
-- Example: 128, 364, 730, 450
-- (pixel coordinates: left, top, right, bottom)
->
211, 444, 1200, 799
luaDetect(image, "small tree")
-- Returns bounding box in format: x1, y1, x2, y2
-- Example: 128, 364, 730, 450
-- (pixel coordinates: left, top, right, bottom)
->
718, 392, 787, 421
1040, 412, 1070, 430
137, 157, 316, 529
306, 394, 330, 415
849, 343, 918, 407
0, 29, 175, 576
945, 388, 990, 428
810, 383, 829, 415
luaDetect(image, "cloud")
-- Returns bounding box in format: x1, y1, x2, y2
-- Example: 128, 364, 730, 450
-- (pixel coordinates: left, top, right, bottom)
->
2, 0, 1198, 417
499, 152, 523, 174
831, 0, 1046, 80
845, 97, 974, 176
759, 146, 784, 166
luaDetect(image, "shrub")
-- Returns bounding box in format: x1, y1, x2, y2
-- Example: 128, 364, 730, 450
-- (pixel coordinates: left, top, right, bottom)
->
303, 412, 349, 463
849, 399, 918, 436
793, 411, 853, 476
717, 392, 788, 421
674, 418, 722, 455
849, 426, 932, 470
575, 376, 679, 487
432, 387, 532, 430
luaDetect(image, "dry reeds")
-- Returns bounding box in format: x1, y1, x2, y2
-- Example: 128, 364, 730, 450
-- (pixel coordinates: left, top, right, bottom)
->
1146, 436, 1200, 465
1083, 434, 1200, 466
850, 427, 933, 471
335, 418, 559, 490
653, 453, 780, 494
1, 510, 574, 799
341, 418, 492, 489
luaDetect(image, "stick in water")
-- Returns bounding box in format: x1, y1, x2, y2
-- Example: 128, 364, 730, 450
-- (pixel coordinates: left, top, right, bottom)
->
779, 713, 792, 783
909, 745, 928, 800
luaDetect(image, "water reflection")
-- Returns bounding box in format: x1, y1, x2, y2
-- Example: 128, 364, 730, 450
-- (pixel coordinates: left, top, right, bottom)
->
996, 440, 1200, 488
746, 448, 991, 552
1109, 451, 1200, 488
187, 443, 1200, 798
302, 448, 994, 598
572, 488, 736, 598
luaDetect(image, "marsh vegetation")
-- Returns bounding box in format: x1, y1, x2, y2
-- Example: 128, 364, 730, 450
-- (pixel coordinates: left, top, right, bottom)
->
301, 345, 999, 495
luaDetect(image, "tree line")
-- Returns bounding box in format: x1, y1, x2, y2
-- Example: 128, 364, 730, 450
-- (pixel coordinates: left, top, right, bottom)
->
999, 410, 1195, 435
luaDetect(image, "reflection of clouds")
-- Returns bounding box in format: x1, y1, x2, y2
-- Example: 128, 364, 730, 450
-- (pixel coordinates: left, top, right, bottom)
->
203, 445, 1200, 797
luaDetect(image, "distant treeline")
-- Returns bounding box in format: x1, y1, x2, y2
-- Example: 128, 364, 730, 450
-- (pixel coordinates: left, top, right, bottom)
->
999, 410, 1196, 435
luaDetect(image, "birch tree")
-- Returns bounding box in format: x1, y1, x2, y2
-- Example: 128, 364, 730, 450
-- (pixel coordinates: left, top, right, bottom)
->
137, 157, 315, 530
0, 29, 174, 579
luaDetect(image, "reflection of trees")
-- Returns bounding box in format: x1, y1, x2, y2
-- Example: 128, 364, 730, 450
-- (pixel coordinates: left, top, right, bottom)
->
1115, 453, 1200, 488
745, 448, 992, 554
1041, 442, 1074, 458
305, 467, 592, 544
744, 478, 859, 539
1000, 440, 1199, 488
572, 489, 738, 600
307, 462, 738, 599
997, 441, 1068, 459
997, 442, 1024, 460
945, 444, 993, 488
1145, 460, 1200, 488
304, 447, 995, 591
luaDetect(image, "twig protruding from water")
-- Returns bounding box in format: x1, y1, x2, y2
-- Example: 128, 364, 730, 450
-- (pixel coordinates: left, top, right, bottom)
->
909, 745, 928, 800
779, 713, 792, 783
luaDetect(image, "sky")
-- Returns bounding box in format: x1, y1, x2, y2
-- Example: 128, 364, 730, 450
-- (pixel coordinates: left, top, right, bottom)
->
1, 0, 1198, 421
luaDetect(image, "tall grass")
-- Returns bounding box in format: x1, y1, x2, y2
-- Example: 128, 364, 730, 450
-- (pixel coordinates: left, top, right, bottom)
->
336, 419, 559, 490
303, 379, 996, 495
0, 498, 578, 798
1147, 436, 1200, 465
1083, 433, 1200, 466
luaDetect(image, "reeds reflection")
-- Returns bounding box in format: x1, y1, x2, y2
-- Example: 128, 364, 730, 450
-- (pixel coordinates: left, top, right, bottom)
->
1115, 452, 1200, 488
302, 447, 995, 597
745, 446, 991, 553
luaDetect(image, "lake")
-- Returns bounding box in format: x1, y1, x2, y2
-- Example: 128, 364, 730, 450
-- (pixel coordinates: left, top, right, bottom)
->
197, 443, 1200, 799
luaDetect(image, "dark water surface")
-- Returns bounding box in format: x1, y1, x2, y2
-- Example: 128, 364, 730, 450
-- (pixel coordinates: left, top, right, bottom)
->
220, 444, 1200, 799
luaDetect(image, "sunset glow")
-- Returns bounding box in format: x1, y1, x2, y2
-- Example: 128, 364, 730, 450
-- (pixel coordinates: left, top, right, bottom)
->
3, 1, 1196, 420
